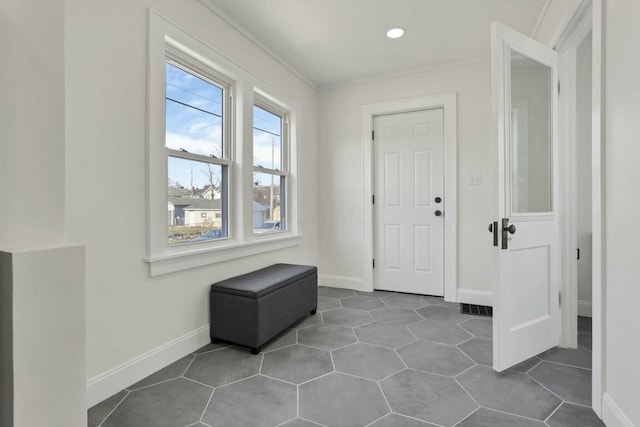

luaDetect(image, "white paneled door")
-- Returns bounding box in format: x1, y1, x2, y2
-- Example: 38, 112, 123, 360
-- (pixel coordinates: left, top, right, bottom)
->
373, 109, 444, 296
491, 23, 560, 371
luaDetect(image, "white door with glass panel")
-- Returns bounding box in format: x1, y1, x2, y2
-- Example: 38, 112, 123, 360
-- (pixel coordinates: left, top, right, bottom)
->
374, 109, 444, 296
491, 23, 560, 371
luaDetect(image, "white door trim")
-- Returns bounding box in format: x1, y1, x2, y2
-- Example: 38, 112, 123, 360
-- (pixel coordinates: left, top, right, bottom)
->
589, 1, 604, 415
361, 93, 457, 300
554, 0, 604, 418
556, 0, 593, 350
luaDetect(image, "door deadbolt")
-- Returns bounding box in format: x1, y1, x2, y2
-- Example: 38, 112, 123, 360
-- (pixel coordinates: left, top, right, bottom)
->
435, 197, 442, 203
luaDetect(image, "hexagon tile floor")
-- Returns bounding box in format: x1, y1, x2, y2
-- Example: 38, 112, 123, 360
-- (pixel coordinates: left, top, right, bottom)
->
88, 287, 604, 427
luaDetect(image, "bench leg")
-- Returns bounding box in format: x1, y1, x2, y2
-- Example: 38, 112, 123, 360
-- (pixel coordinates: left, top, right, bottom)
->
251, 347, 260, 355
310, 307, 317, 315
211, 337, 220, 344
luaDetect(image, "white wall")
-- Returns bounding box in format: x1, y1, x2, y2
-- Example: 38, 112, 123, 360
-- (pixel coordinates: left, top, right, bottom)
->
318, 59, 494, 297
603, 0, 640, 424
1, 246, 86, 427
576, 32, 593, 314
0, 1, 88, 424
64, 0, 318, 404
0, 0, 66, 247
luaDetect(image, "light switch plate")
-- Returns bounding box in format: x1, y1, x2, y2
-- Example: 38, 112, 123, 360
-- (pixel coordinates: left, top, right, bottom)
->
470, 173, 483, 186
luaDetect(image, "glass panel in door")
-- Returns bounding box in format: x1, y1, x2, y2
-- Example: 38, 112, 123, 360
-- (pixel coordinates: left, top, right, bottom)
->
510, 50, 552, 214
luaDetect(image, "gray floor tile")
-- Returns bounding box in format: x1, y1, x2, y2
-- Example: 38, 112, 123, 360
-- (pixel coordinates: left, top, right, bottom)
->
101, 378, 211, 427
508, 356, 542, 373
354, 322, 416, 348
578, 316, 592, 333
279, 419, 324, 427
422, 296, 460, 310
341, 295, 385, 310
202, 375, 296, 427
368, 413, 437, 426
184, 346, 261, 387
356, 289, 392, 297
262, 328, 297, 352
578, 333, 593, 350
458, 338, 492, 366
129, 354, 194, 390
262, 344, 333, 384
456, 407, 546, 427
193, 342, 231, 354
298, 323, 357, 350
416, 306, 472, 324
538, 346, 592, 369
546, 402, 605, 427
292, 313, 322, 329
408, 319, 472, 345
459, 318, 493, 339
382, 293, 429, 309
371, 306, 423, 325
299, 372, 389, 427
529, 361, 592, 406
332, 343, 404, 380
381, 369, 477, 426
317, 295, 341, 312
398, 340, 474, 376
457, 365, 561, 421
88, 390, 128, 427
91, 289, 597, 427
322, 307, 373, 327
318, 287, 357, 299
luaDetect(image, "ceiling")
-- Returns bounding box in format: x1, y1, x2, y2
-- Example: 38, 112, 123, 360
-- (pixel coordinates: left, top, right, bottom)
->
202, 0, 548, 89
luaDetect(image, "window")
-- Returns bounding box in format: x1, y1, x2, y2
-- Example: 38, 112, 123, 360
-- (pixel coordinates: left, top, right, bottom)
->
165, 61, 229, 245
147, 12, 302, 275
253, 102, 287, 234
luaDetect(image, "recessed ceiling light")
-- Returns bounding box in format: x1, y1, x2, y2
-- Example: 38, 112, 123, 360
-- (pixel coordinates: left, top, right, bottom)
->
386, 27, 405, 39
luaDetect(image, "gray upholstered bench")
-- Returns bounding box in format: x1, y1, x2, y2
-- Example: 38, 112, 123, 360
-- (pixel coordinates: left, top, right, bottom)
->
209, 263, 317, 354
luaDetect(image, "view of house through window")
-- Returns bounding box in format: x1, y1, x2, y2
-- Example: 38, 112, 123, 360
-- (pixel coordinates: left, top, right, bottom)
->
253, 104, 286, 233
166, 62, 228, 245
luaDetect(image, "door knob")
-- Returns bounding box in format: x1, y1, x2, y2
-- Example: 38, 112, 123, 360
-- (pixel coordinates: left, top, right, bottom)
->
435, 210, 443, 217
501, 218, 516, 249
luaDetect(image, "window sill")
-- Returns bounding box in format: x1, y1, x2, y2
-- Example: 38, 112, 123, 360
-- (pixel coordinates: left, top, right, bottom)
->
145, 234, 303, 276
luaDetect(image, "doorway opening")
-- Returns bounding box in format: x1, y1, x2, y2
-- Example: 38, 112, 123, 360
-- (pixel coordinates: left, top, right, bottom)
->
555, 0, 602, 417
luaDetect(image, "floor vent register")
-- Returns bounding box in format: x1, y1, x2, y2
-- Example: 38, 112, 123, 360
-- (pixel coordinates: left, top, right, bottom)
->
460, 303, 493, 317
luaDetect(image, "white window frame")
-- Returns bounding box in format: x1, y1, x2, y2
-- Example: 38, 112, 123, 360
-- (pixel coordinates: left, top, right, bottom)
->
165, 55, 232, 244
146, 11, 301, 276
252, 96, 289, 234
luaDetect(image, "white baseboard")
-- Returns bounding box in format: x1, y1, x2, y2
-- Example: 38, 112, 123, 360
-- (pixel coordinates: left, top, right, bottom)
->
578, 300, 593, 317
318, 274, 369, 292
456, 289, 493, 306
86, 324, 210, 408
603, 392, 636, 427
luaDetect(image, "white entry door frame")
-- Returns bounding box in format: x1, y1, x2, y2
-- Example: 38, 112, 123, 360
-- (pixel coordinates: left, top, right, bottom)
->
361, 93, 457, 300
